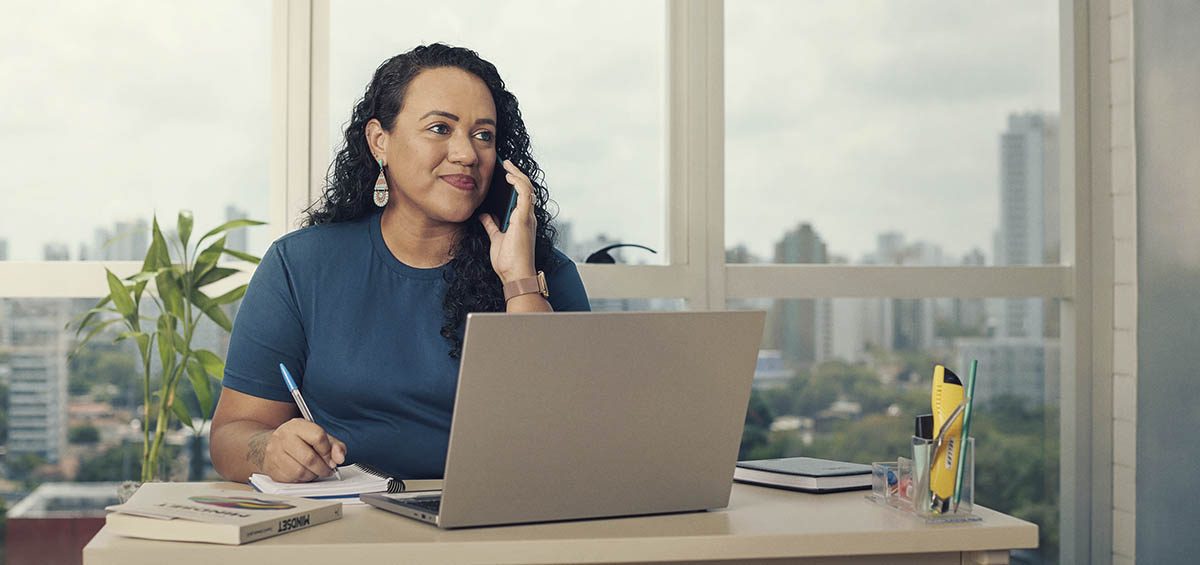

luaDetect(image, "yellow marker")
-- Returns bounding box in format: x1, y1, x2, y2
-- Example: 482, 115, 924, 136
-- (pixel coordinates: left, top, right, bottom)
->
929, 364, 965, 513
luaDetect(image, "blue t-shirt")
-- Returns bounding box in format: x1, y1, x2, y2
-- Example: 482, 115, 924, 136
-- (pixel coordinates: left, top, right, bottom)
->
222, 211, 590, 479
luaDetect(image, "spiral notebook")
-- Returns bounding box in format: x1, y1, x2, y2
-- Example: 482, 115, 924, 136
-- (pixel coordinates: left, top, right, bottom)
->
249, 464, 405, 504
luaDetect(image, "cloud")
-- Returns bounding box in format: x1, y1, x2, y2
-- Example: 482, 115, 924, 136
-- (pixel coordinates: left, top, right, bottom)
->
1, 0, 1058, 267
0, 0, 272, 259
328, 0, 667, 258
725, 0, 1058, 261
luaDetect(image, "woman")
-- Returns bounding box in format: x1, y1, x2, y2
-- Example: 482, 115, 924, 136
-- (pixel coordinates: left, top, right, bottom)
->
210, 44, 590, 483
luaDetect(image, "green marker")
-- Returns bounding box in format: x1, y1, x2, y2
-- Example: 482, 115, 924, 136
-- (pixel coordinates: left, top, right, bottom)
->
952, 359, 978, 512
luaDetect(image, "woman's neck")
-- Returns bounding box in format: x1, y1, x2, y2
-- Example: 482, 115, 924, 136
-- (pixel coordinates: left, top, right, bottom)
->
379, 206, 460, 268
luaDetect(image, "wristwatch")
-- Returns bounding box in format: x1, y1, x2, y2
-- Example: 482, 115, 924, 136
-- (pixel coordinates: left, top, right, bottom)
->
503, 271, 549, 301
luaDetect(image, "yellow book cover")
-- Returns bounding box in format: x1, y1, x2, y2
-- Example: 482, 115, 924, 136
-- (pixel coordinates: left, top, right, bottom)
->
104, 482, 342, 545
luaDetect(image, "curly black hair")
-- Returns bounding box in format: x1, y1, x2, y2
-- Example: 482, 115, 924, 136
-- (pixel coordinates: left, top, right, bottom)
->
304, 43, 557, 358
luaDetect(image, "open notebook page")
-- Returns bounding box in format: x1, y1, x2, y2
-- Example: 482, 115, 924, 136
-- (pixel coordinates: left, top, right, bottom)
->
249, 464, 392, 497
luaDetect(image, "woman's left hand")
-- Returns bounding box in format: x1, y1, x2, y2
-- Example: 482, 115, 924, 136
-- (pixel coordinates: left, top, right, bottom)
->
479, 159, 537, 284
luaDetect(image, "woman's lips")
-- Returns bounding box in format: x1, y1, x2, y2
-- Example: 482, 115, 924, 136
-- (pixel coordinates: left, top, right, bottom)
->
440, 175, 476, 190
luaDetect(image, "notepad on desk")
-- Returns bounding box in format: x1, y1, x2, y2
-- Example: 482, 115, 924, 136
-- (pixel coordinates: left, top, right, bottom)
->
250, 464, 406, 504
734, 457, 873, 494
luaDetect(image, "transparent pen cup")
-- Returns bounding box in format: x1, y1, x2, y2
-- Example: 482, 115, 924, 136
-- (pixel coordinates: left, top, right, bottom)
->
912, 436, 974, 518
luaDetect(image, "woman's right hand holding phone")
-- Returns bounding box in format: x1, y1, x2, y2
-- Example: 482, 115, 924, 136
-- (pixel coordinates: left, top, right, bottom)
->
261, 418, 346, 483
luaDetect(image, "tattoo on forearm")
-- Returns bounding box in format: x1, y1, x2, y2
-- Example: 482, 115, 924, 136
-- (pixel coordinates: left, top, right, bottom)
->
247, 431, 270, 470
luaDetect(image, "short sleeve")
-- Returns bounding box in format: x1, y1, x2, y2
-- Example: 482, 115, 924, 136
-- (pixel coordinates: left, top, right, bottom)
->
222, 242, 308, 402
545, 251, 591, 312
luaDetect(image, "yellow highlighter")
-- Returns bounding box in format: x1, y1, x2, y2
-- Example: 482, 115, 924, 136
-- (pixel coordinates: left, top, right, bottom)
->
929, 364, 965, 513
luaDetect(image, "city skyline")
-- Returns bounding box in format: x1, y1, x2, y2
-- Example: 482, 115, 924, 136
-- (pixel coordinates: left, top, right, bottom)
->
748, 112, 1060, 409
0, 205, 252, 263
1, 1, 1058, 265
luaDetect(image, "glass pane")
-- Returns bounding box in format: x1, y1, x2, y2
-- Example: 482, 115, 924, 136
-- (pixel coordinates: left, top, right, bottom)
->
329, 0, 667, 264
730, 297, 1060, 564
0, 297, 233, 469
590, 298, 686, 312
0, 1, 272, 261
725, 1, 1060, 268
1, 297, 236, 556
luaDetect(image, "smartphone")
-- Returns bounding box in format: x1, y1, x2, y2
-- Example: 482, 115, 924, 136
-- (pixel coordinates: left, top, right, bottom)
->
478, 159, 519, 232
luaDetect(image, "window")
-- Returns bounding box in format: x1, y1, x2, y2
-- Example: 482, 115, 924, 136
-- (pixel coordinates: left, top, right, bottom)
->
724, 2, 1066, 562
0, 3, 1094, 563
731, 297, 1061, 561
327, 0, 668, 264
725, 0, 1060, 267
0, 1, 271, 557
0, 1, 272, 262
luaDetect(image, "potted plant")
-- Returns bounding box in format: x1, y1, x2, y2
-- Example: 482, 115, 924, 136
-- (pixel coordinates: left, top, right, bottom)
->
72, 211, 263, 483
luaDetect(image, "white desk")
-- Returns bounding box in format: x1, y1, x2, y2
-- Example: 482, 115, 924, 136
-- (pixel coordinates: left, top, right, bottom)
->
84, 481, 1037, 564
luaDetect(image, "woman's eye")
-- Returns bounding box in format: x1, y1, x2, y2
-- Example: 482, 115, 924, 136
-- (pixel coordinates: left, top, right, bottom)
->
428, 124, 450, 135
474, 130, 494, 142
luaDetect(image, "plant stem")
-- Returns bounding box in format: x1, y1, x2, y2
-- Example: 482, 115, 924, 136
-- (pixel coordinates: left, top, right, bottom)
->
148, 374, 177, 481
141, 337, 153, 482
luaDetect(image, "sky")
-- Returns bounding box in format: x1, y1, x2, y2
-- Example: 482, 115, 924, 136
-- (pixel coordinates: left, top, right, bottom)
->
724, 0, 1059, 263
0, 1, 272, 260
0, 0, 1058, 265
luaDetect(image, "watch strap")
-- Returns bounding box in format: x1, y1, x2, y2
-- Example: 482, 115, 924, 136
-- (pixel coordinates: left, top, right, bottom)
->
503, 271, 548, 301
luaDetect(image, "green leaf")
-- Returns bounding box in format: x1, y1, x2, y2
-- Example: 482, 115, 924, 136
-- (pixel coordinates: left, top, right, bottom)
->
222, 248, 261, 265
105, 269, 136, 319
116, 329, 148, 345
193, 235, 225, 285
192, 349, 226, 382
148, 216, 172, 270
195, 267, 238, 289
211, 285, 247, 306
170, 391, 194, 430
156, 316, 177, 378
133, 279, 148, 305
190, 290, 233, 332
73, 306, 122, 338
197, 218, 266, 247
155, 269, 185, 321
126, 267, 172, 285
135, 332, 153, 361
70, 317, 125, 357
186, 358, 214, 419
162, 313, 187, 352
71, 296, 114, 336
177, 210, 194, 250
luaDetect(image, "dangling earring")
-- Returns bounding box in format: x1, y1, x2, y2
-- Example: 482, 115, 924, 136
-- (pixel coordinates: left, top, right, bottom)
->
373, 157, 389, 207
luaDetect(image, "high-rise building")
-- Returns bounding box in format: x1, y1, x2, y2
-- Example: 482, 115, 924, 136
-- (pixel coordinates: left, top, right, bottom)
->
224, 205, 248, 254
82, 219, 149, 261
955, 337, 1061, 406
970, 112, 1061, 408
42, 243, 70, 261
2, 299, 72, 463
856, 232, 937, 354
767, 223, 830, 367
997, 113, 1059, 338
948, 249, 989, 335
725, 243, 759, 264
0, 237, 9, 260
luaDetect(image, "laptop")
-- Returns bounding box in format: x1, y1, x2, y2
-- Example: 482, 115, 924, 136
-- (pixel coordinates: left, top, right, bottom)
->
361, 310, 766, 528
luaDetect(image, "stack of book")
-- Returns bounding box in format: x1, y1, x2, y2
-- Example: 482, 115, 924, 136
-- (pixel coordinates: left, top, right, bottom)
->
734, 457, 873, 494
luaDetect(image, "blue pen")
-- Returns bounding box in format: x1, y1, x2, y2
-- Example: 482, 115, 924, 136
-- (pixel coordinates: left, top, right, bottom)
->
279, 363, 342, 480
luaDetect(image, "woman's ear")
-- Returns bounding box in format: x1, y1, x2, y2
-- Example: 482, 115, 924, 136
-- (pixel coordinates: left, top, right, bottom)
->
364, 118, 388, 160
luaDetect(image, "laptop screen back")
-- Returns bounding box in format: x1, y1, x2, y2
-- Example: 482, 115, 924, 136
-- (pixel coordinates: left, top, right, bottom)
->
438, 310, 765, 528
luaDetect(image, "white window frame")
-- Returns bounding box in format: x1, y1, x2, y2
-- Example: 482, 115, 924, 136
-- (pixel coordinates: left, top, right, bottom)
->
0, 1, 1112, 562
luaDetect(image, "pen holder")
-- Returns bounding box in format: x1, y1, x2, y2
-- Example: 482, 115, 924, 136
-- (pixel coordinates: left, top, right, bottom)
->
913, 436, 974, 519
868, 437, 977, 523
